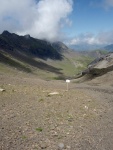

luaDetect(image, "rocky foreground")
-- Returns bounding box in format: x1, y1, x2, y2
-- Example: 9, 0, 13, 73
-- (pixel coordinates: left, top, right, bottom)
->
0, 74, 113, 150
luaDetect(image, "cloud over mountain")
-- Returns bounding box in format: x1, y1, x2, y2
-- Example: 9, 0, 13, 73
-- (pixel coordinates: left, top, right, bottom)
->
0, 0, 73, 41
67, 30, 113, 46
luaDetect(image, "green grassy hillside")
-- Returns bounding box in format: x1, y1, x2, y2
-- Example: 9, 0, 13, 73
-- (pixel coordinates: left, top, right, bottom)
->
0, 49, 93, 80
0, 31, 94, 79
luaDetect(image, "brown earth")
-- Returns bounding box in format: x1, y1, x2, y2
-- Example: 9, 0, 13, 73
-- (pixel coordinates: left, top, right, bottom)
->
0, 72, 113, 150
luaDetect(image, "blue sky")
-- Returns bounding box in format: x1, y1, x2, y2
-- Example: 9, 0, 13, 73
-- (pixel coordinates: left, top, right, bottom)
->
70, 0, 113, 35
64, 0, 113, 46
0, 0, 113, 46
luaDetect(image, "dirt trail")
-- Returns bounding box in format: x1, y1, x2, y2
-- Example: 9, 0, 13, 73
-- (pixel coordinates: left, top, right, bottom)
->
0, 74, 113, 150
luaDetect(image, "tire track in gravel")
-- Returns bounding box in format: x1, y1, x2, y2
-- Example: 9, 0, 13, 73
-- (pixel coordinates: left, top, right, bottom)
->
75, 86, 113, 95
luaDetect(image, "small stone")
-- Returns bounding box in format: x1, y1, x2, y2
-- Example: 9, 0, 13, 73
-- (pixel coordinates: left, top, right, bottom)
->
40, 143, 47, 149
84, 106, 88, 109
58, 143, 65, 149
66, 146, 71, 149
51, 131, 58, 136
0, 88, 5, 92
68, 118, 73, 122
83, 114, 86, 117
50, 126, 56, 130
48, 92, 59, 96
66, 132, 70, 135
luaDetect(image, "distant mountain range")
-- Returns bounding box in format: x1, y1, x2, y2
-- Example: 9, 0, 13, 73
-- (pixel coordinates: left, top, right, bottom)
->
103, 44, 113, 52
69, 43, 113, 52
69, 44, 104, 51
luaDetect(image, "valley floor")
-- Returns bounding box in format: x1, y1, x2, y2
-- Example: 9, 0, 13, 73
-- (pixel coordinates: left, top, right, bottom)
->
0, 73, 113, 150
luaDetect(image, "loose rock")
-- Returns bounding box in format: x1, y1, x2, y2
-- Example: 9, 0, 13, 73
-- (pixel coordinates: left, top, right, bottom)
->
58, 143, 65, 149
0, 88, 5, 92
48, 92, 59, 96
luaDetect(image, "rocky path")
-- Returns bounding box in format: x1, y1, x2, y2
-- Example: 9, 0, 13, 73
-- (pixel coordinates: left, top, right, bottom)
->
0, 75, 113, 150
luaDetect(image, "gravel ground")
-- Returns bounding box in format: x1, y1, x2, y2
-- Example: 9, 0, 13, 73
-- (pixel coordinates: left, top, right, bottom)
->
0, 74, 113, 150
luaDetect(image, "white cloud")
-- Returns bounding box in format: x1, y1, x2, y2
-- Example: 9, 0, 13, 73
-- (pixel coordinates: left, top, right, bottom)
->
98, 30, 113, 44
89, 0, 113, 9
0, 0, 73, 41
68, 31, 113, 46
68, 33, 100, 45
103, 0, 113, 8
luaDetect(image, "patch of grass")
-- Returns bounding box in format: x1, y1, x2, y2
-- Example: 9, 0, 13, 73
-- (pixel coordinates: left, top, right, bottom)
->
22, 135, 27, 139
36, 127, 43, 132
47, 94, 51, 97
52, 75, 66, 80
46, 54, 93, 77
57, 135, 64, 139
67, 114, 74, 122
68, 114, 73, 118
39, 98, 44, 102
0, 52, 31, 73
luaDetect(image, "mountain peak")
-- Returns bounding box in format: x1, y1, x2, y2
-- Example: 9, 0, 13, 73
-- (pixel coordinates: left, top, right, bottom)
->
52, 41, 69, 53
24, 34, 30, 39
2, 30, 11, 36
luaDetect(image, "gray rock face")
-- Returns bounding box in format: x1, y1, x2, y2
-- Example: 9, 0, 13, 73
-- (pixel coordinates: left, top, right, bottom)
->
84, 53, 113, 76
89, 53, 113, 68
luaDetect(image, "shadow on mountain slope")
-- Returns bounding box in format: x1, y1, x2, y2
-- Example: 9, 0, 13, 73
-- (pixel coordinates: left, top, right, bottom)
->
89, 65, 113, 77
0, 31, 63, 60
0, 51, 63, 75
0, 52, 31, 73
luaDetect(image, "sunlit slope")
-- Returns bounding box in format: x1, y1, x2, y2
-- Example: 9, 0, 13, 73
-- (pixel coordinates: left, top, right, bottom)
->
0, 49, 94, 79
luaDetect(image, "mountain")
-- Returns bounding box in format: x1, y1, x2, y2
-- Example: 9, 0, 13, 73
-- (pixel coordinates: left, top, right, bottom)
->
0, 30, 62, 60
77, 50, 108, 59
103, 44, 113, 52
81, 52, 113, 77
0, 31, 95, 79
52, 41, 69, 53
70, 44, 103, 51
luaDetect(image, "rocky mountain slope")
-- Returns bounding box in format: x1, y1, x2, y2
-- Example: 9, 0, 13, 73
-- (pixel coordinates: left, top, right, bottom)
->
0, 31, 62, 60
75, 52, 113, 85
88, 52, 113, 76
0, 31, 94, 79
52, 41, 69, 53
